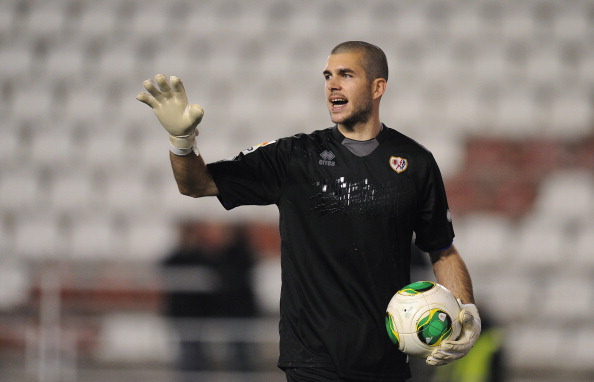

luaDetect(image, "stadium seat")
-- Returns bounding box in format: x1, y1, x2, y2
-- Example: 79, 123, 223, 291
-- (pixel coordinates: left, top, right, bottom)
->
0, 258, 30, 309
454, 213, 515, 273
13, 215, 65, 260
495, 88, 540, 137
572, 223, 594, 270
121, 215, 177, 262
94, 313, 175, 363
0, 168, 44, 214
23, 0, 69, 39
0, 125, 19, 166
547, 90, 592, 138
81, 128, 128, 171
532, 170, 594, 225
101, 171, 155, 216
73, 1, 120, 40
473, 272, 535, 325
505, 323, 564, 370
560, 327, 594, 370
123, 0, 170, 39
47, 169, 98, 215
514, 217, 568, 271
412, 130, 464, 179
0, 42, 34, 79
43, 41, 87, 81
538, 272, 594, 323
30, 130, 78, 169
10, 81, 55, 121
66, 214, 123, 260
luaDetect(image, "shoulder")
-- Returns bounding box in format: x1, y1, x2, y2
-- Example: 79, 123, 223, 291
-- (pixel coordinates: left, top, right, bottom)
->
379, 126, 444, 181
293, 127, 334, 143
271, 127, 335, 153
381, 126, 435, 159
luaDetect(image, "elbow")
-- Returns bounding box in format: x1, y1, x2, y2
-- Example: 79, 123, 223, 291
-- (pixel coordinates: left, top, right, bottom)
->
177, 182, 218, 198
178, 185, 203, 198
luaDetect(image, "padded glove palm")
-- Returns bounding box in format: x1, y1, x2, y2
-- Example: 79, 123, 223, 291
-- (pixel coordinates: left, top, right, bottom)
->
137, 74, 204, 149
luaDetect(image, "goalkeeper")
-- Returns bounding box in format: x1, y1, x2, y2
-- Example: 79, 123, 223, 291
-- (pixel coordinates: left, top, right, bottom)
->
137, 41, 480, 382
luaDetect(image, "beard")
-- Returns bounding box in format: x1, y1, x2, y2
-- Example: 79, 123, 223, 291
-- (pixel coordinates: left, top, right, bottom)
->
330, 95, 373, 130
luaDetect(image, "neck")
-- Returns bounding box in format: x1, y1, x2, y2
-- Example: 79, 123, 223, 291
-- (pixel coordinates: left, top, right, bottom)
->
338, 120, 382, 141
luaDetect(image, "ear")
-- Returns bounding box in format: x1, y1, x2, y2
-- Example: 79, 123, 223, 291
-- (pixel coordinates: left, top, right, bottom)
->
371, 78, 387, 100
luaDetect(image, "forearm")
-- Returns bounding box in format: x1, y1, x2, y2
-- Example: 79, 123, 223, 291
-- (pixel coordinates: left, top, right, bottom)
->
170, 151, 218, 197
430, 245, 475, 304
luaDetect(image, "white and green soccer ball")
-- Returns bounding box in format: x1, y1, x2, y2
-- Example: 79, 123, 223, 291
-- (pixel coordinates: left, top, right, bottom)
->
385, 281, 462, 359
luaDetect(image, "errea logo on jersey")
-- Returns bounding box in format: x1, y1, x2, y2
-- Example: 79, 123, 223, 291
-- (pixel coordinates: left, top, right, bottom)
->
319, 150, 336, 166
390, 156, 408, 173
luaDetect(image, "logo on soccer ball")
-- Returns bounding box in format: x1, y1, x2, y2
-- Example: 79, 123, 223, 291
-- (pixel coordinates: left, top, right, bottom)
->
416, 309, 453, 346
390, 156, 408, 173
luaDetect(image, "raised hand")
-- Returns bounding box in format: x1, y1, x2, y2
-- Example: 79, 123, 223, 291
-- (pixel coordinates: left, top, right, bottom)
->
137, 74, 204, 149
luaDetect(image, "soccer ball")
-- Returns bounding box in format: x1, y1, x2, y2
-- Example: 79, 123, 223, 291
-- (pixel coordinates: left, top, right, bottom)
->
385, 281, 462, 358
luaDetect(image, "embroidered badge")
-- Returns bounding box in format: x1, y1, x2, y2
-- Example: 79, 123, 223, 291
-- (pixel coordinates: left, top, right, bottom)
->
390, 156, 408, 173
241, 140, 276, 155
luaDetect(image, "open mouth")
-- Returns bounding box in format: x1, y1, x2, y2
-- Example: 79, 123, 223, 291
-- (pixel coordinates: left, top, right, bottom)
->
330, 98, 348, 109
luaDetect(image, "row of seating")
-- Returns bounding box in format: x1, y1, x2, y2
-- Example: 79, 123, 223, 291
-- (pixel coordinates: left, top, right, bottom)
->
5, 0, 593, 39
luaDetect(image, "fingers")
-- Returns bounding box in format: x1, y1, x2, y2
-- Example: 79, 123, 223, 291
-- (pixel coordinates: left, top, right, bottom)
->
155, 74, 173, 98
188, 104, 205, 124
460, 309, 473, 325
426, 344, 466, 366
140, 74, 177, 104
426, 356, 446, 366
439, 340, 470, 353
170, 76, 188, 100
136, 92, 158, 108
426, 352, 453, 366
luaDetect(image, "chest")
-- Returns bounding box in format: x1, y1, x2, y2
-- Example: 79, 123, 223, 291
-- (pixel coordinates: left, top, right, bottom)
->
286, 144, 420, 218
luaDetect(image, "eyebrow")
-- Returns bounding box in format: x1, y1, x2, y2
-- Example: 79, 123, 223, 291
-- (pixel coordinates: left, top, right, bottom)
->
323, 68, 356, 76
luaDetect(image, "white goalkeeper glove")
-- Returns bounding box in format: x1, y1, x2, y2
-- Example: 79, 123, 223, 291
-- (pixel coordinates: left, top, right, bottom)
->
137, 74, 204, 154
426, 302, 481, 366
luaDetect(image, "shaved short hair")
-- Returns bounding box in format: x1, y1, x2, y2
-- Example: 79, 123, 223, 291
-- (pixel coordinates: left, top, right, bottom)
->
331, 41, 389, 82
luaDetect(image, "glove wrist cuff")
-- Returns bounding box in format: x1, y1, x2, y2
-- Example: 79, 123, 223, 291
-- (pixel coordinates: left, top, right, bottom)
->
169, 131, 199, 156
169, 130, 197, 149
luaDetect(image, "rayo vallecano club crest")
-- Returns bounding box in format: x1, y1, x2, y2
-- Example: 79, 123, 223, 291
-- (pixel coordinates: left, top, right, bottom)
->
390, 156, 408, 173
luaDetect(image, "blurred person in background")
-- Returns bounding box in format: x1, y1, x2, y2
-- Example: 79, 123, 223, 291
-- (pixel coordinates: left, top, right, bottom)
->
161, 220, 257, 378
140, 41, 480, 382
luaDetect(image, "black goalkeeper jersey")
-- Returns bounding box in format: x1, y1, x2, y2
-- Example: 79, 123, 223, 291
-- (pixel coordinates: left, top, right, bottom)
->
207, 125, 455, 381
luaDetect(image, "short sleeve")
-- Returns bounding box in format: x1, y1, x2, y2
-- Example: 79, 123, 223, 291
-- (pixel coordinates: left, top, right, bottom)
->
207, 139, 291, 210
413, 153, 455, 253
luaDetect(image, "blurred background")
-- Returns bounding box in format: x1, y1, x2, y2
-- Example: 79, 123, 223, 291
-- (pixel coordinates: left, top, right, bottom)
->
1, 0, 593, 381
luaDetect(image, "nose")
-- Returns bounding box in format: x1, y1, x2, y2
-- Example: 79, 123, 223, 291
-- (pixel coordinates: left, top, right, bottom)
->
326, 76, 340, 91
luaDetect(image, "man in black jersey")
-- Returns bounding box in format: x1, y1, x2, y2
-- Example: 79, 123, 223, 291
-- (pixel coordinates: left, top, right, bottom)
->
138, 41, 481, 382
